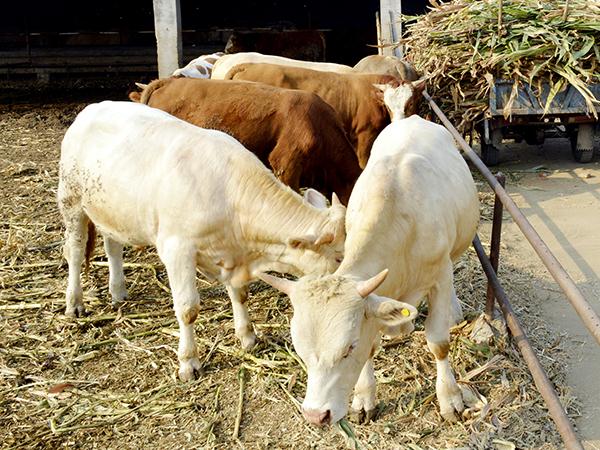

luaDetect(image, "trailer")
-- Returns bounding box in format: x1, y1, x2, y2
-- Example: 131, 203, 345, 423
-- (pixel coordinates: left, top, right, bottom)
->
479, 80, 600, 165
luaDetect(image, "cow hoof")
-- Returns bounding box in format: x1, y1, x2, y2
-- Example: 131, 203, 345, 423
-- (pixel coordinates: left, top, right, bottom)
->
441, 409, 459, 422
65, 304, 85, 318
237, 331, 257, 351
111, 291, 128, 308
178, 358, 203, 381
349, 407, 377, 424
439, 390, 464, 422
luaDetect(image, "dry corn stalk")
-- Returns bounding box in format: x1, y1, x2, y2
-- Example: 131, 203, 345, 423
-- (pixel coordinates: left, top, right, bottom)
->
402, 0, 600, 133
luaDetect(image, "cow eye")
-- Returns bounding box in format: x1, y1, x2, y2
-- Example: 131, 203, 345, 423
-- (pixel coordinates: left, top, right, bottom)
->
342, 343, 356, 359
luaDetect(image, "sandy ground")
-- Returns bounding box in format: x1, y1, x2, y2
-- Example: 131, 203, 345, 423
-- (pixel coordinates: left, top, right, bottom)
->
479, 137, 600, 449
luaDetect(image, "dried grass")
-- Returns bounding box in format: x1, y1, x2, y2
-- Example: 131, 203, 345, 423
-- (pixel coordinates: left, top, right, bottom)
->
0, 99, 579, 449
402, 0, 600, 133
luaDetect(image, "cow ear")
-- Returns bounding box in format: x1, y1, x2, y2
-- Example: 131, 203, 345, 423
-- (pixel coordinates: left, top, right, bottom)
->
129, 91, 141, 102
365, 294, 419, 328
373, 83, 389, 102
314, 232, 334, 246
287, 235, 317, 249
304, 188, 328, 210
412, 79, 426, 93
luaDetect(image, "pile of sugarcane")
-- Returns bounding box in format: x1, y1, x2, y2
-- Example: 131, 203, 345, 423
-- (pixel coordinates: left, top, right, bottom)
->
402, 0, 600, 133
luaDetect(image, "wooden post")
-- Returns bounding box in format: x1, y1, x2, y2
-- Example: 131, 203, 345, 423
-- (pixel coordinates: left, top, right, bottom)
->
375, 12, 383, 56
153, 0, 182, 78
379, 0, 402, 58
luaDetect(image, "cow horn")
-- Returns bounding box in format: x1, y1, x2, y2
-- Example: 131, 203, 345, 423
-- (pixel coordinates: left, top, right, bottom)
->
356, 269, 389, 298
135, 82, 148, 90
257, 272, 295, 296
331, 192, 341, 207
314, 232, 334, 246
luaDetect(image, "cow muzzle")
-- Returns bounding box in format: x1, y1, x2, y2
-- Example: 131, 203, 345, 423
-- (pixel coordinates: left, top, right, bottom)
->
302, 408, 331, 426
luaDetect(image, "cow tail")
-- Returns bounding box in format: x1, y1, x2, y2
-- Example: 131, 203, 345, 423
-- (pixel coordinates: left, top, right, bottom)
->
84, 221, 96, 274
140, 79, 168, 105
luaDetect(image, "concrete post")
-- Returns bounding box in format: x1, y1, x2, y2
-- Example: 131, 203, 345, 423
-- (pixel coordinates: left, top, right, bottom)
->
153, 0, 182, 78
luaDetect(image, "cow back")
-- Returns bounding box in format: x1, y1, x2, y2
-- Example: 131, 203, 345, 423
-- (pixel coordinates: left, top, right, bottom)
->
226, 63, 397, 167
131, 77, 361, 203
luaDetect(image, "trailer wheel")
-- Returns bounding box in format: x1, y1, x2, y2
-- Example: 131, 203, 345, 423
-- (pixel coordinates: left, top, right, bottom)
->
481, 141, 499, 165
480, 128, 502, 166
570, 124, 595, 163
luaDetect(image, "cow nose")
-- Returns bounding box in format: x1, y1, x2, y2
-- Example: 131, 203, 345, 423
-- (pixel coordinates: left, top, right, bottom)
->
303, 408, 331, 426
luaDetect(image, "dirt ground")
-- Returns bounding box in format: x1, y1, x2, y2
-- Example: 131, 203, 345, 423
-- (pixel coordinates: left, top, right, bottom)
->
0, 90, 591, 449
479, 138, 600, 449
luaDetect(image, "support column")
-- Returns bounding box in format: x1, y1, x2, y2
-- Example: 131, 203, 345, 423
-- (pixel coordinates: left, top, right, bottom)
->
379, 0, 402, 58
153, 0, 182, 78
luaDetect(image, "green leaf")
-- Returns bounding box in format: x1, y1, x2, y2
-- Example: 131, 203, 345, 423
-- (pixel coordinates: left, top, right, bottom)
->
573, 36, 595, 60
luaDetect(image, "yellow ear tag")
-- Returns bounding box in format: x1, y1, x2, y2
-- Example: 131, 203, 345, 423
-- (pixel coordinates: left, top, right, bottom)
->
401, 308, 411, 317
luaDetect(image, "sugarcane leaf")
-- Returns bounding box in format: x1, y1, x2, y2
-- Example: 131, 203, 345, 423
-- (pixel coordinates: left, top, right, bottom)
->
543, 78, 564, 116
573, 36, 595, 60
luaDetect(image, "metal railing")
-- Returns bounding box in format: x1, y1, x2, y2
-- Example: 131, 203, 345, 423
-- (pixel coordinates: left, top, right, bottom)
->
423, 91, 599, 450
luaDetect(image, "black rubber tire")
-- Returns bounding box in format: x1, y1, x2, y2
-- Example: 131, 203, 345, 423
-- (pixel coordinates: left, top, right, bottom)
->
481, 141, 500, 166
573, 148, 594, 163
570, 127, 595, 163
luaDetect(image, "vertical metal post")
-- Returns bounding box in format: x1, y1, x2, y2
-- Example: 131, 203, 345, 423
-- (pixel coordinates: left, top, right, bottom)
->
485, 172, 506, 319
153, 0, 182, 78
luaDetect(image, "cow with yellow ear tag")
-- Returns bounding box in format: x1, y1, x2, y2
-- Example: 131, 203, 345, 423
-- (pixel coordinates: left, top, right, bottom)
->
259, 79, 479, 427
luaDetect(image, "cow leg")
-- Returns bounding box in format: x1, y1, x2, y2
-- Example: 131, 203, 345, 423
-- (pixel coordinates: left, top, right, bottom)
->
103, 236, 127, 306
225, 284, 256, 351
157, 236, 202, 381
61, 207, 89, 317
350, 356, 377, 423
450, 285, 463, 326
425, 260, 464, 422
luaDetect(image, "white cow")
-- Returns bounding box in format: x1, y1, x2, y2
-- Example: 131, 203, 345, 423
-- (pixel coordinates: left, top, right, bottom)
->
260, 81, 479, 425
58, 101, 346, 381
172, 52, 224, 78
210, 52, 354, 79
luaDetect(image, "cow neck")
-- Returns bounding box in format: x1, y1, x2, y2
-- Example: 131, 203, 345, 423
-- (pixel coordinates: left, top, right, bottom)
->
236, 176, 330, 254
335, 237, 385, 281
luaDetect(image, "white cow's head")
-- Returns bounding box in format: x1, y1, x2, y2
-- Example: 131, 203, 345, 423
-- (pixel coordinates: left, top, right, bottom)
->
374, 79, 426, 121
283, 189, 346, 276
259, 269, 419, 425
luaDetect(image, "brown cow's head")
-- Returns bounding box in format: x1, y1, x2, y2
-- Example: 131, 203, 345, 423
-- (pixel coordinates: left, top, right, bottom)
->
374, 79, 426, 121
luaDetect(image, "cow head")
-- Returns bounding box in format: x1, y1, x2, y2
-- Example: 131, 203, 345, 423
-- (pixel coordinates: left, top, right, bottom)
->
258, 269, 419, 426
374, 79, 426, 121
283, 189, 346, 275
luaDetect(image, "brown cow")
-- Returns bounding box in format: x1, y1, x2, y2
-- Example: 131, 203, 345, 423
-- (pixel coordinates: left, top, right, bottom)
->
224, 63, 400, 168
129, 78, 360, 204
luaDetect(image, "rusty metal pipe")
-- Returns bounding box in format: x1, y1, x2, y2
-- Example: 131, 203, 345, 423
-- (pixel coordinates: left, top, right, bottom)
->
473, 235, 583, 450
486, 172, 506, 318
423, 91, 600, 347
